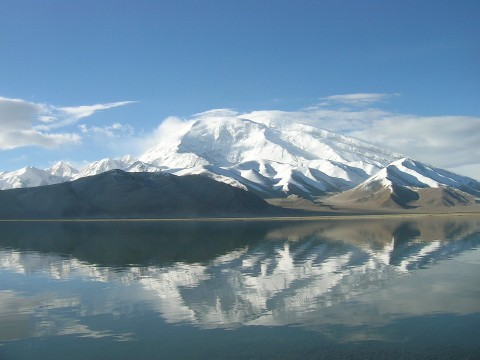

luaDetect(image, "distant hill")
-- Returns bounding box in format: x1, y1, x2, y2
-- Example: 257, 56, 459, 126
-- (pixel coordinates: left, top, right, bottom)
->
0, 170, 281, 219
326, 158, 480, 211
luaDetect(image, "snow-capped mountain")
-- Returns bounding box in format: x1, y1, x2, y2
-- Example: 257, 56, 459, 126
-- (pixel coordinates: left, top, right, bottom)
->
47, 161, 79, 180
368, 157, 480, 196
139, 110, 403, 197
73, 155, 159, 179
0, 111, 478, 210
328, 157, 480, 209
1, 111, 406, 196
0, 157, 160, 190
74, 157, 133, 178
0, 166, 65, 190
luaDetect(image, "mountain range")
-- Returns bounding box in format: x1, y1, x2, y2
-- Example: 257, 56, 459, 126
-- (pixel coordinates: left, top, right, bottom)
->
1, 111, 479, 214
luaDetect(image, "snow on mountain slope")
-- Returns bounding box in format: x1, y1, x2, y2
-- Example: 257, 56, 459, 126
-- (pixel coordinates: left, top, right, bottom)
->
327, 157, 480, 209
366, 157, 480, 196
47, 161, 79, 180
0, 166, 65, 190
140, 110, 404, 197
0, 156, 160, 190
74, 155, 135, 178
0, 162, 81, 190
246, 111, 400, 169
73, 155, 160, 179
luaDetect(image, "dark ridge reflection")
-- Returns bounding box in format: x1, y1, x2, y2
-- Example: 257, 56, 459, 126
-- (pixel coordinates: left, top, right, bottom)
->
0, 216, 479, 269
0, 221, 277, 267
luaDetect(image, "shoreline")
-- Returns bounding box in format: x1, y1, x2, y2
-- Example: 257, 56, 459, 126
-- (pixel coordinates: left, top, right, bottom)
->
0, 212, 479, 223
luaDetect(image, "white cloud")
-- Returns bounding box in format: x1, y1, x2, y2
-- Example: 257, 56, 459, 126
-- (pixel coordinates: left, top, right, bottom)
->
245, 108, 391, 134
192, 108, 240, 119
78, 122, 134, 138
139, 109, 243, 152
348, 115, 480, 171
0, 96, 41, 131
0, 96, 134, 150
60, 101, 135, 119
319, 93, 398, 106
0, 130, 81, 150
136, 116, 194, 153
41, 101, 136, 130
35, 101, 136, 131
0, 97, 80, 150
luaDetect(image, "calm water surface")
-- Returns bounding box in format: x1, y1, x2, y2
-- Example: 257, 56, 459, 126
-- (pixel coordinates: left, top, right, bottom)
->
0, 216, 479, 359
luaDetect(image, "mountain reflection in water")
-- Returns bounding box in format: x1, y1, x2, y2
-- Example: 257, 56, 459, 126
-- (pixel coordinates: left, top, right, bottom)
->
1, 216, 479, 335
0, 216, 480, 357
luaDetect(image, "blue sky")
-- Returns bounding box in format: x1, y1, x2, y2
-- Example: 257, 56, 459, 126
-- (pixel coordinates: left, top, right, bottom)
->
0, 0, 479, 178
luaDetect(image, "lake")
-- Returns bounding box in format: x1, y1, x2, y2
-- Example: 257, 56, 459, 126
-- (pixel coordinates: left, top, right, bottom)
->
0, 216, 479, 359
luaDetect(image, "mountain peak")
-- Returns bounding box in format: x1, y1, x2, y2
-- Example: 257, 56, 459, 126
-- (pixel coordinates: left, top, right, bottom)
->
47, 161, 79, 179
75, 156, 136, 179
139, 113, 404, 197
0, 165, 64, 190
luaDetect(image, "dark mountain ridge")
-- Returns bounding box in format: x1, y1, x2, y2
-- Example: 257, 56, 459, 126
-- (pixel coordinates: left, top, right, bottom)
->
0, 170, 281, 219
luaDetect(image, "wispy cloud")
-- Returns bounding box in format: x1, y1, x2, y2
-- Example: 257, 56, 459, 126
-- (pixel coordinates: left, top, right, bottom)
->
0, 96, 135, 150
0, 130, 81, 150
347, 115, 480, 169
134, 116, 195, 155
319, 93, 398, 106
0, 97, 79, 150
39, 101, 137, 130
78, 122, 135, 138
